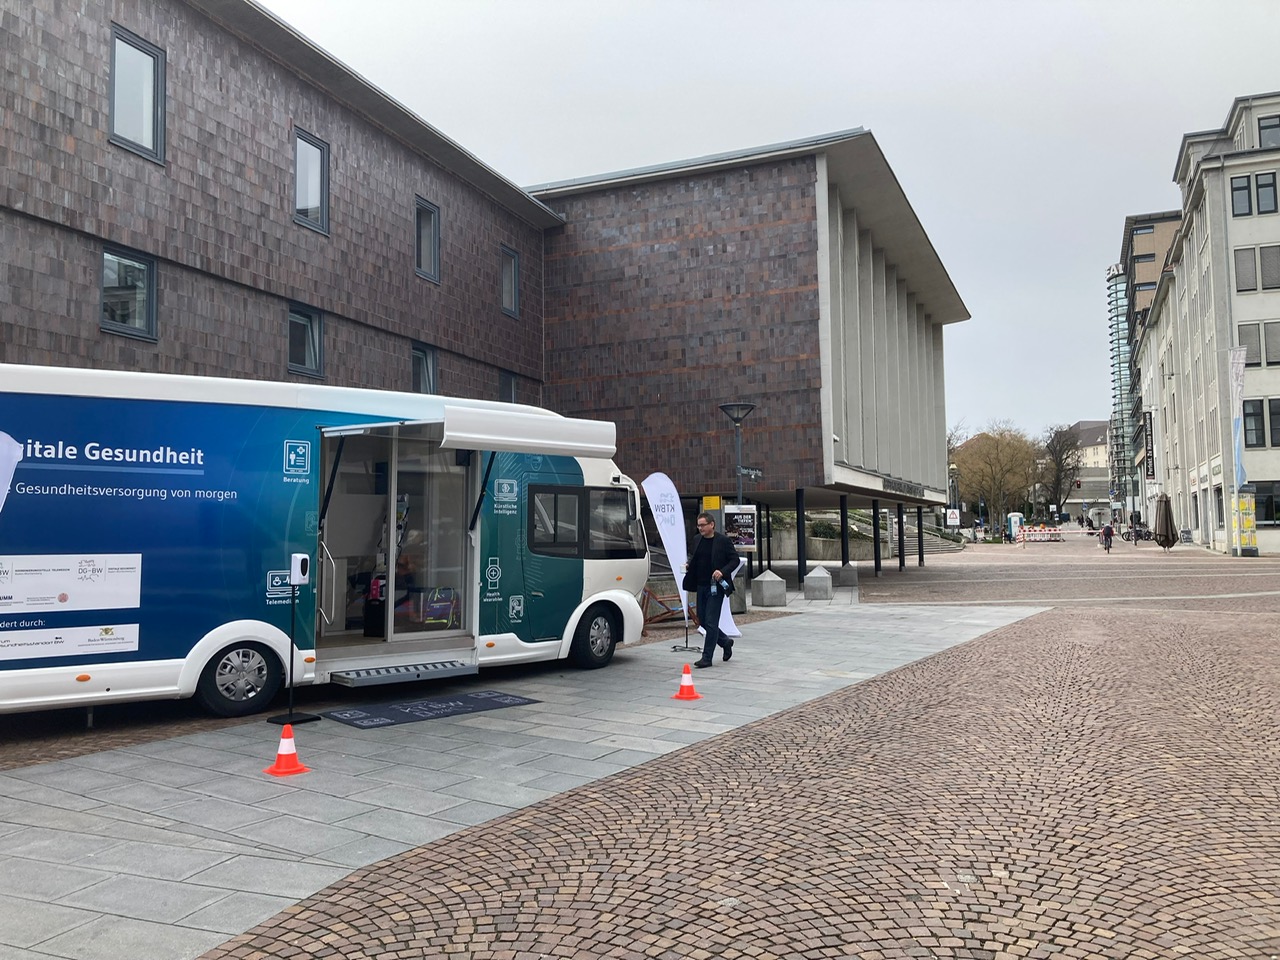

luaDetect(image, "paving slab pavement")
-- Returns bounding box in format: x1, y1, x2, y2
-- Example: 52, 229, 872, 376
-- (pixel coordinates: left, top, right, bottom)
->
0, 588, 1032, 960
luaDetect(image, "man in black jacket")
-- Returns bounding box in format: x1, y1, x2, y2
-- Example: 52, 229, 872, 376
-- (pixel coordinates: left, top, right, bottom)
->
681, 511, 740, 668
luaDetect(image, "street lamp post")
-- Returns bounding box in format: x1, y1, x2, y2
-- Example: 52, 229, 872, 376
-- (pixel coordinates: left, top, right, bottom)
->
948, 462, 958, 513
719, 401, 756, 504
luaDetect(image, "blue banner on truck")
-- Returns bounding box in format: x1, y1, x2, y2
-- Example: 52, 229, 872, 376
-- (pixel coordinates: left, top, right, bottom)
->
0, 393, 320, 669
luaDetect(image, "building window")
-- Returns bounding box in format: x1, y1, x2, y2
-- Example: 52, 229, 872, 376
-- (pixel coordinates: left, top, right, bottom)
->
1261, 115, 1280, 149
415, 198, 440, 282
288, 305, 323, 376
1215, 485, 1225, 529
1240, 322, 1262, 366
1232, 175, 1253, 217
412, 344, 437, 393
1133, 253, 1156, 263
1271, 401, 1280, 448
1255, 481, 1278, 525
498, 369, 516, 402
101, 247, 157, 339
1266, 322, 1280, 366
1235, 248, 1257, 292
294, 129, 329, 233
109, 25, 165, 163
1244, 399, 1266, 448
1132, 225, 1154, 236
500, 246, 519, 317
1260, 245, 1280, 289
1258, 173, 1278, 215
1133, 281, 1157, 292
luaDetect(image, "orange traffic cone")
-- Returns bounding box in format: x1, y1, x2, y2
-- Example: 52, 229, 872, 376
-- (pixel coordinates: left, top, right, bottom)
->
671, 663, 703, 701
263, 723, 310, 777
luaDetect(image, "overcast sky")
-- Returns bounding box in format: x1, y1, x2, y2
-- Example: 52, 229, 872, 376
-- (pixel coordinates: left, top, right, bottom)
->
257, 0, 1280, 439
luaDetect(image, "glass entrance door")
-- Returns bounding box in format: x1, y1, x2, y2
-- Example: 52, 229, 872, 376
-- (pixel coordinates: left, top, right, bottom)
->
318, 433, 392, 641
390, 437, 466, 638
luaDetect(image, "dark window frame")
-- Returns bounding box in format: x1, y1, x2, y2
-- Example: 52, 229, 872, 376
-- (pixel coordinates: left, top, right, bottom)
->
1271, 401, 1280, 449
287, 303, 324, 378
1244, 399, 1266, 448
1262, 245, 1280, 291
528, 484, 646, 561
100, 245, 158, 341
1241, 322, 1262, 367
293, 128, 330, 234
500, 245, 519, 318
414, 197, 440, 282
1260, 115, 1280, 149
1232, 175, 1253, 217
412, 343, 438, 394
1258, 172, 1278, 215
498, 369, 516, 403
1133, 253, 1156, 263
1235, 247, 1258, 292
529, 486, 582, 558
1265, 320, 1280, 367
109, 24, 166, 164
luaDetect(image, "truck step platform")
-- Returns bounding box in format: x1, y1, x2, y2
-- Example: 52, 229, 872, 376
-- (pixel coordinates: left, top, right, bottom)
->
329, 660, 477, 687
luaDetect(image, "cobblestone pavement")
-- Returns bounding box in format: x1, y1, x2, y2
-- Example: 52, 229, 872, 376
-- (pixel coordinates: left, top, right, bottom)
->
199, 542, 1280, 960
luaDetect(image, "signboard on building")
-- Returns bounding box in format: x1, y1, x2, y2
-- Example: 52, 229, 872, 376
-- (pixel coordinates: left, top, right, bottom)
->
1144, 411, 1155, 479
723, 504, 757, 553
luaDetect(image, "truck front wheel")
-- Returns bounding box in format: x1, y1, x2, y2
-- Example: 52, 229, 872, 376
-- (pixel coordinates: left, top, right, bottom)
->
569, 604, 619, 669
195, 642, 282, 716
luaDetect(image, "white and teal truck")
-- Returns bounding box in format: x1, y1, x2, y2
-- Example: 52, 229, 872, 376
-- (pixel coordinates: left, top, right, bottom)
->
0, 364, 649, 717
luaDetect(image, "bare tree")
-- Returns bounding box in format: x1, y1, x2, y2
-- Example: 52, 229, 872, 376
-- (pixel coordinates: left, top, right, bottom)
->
952, 420, 1038, 533
1039, 424, 1082, 518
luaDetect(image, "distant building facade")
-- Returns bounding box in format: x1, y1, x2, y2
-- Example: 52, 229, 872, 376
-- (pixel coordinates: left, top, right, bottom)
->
1113, 212, 1179, 526
1135, 92, 1280, 555
1063, 419, 1109, 525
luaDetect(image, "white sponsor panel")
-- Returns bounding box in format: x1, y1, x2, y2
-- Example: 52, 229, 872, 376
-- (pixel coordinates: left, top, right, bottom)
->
641, 472, 688, 620
0, 623, 140, 661
0, 554, 142, 613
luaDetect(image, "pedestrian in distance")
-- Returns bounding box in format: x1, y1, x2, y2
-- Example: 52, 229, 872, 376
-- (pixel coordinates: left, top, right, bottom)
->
682, 511, 741, 668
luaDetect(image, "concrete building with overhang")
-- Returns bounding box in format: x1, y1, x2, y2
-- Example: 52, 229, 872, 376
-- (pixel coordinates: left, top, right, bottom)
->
529, 132, 969, 572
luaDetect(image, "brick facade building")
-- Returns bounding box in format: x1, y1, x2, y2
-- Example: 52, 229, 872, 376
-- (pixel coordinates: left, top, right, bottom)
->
531, 133, 969, 515
3, 0, 966, 535
1, 0, 558, 402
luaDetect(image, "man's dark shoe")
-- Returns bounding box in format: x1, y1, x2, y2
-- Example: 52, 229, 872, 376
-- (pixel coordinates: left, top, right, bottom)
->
723, 639, 733, 661
693, 659, 712, 668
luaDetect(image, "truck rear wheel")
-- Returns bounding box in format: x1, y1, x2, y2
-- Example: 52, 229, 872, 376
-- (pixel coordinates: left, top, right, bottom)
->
570, 604, 619, 669
195, 642, 282, 717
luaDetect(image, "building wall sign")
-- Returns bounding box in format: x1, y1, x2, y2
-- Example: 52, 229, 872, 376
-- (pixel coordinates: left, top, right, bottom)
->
882, 477, 925, 499
1144, 412, 1155, 479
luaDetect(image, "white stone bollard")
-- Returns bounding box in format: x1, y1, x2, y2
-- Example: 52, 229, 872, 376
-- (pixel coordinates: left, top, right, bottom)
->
834, 562, 858, 586
803, 564, 833, 600
751, 570, 787, 607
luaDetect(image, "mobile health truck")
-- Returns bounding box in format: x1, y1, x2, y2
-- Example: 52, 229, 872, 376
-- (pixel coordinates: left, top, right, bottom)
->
0, 364, 649, 717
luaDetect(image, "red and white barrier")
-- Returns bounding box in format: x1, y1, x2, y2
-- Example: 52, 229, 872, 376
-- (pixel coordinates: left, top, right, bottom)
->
1015, 526, 1064, 543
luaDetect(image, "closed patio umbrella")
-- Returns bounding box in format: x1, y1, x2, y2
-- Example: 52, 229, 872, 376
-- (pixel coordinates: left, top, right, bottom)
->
1153, 492, 1177, 550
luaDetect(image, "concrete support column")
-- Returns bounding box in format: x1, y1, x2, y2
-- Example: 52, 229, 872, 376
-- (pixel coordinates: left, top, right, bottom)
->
897, 502, 906, 571
916, 504, 925, 567
796, 488, 807, 587
871, 497, 882, 577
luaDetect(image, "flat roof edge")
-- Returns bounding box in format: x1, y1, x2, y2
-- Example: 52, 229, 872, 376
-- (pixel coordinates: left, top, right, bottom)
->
525, 128, 869, 196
